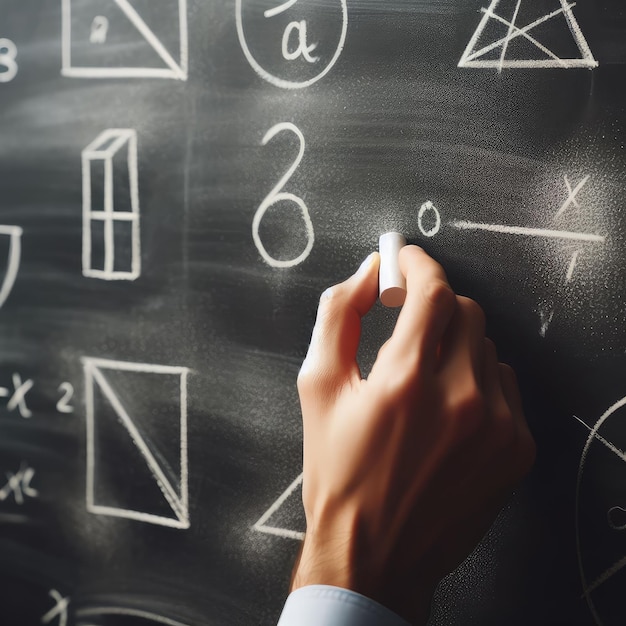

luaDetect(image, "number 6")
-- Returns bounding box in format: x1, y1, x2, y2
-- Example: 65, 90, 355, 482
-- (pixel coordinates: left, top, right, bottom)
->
252, 123, 314, 268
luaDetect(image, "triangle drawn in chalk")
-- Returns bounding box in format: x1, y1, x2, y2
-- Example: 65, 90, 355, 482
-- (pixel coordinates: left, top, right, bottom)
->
252, 473, 305, 541
459, 0, 598, 70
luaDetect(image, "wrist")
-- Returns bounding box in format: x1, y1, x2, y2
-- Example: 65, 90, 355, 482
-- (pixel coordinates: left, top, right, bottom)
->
291, 530, 434, 626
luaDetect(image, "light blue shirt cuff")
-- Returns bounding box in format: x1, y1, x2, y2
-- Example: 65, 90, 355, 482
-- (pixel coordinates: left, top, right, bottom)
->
277, 585, 411, 626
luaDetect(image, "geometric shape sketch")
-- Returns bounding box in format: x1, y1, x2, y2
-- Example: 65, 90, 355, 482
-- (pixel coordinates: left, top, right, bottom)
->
61, 0, 188, 80
82, 129, 140, 281
459, 0, 598, 70
83, 357, 190, 529
576, 396, 626, 626
253, 473, 305, 540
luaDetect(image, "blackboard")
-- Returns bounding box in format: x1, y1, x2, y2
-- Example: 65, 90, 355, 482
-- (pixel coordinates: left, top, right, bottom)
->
0, 0, 625, 624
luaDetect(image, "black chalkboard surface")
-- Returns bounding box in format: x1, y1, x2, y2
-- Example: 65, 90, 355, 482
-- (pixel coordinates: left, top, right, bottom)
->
0, 0, 625, 624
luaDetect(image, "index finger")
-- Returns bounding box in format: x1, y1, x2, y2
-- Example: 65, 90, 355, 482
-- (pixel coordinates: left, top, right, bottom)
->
385, 246, 456, 367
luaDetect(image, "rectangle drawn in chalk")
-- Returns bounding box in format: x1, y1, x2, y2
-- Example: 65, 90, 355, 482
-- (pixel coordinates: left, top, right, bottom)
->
62, 0, 188, 80
83, 357, 190, 529
82, 129, 140, 281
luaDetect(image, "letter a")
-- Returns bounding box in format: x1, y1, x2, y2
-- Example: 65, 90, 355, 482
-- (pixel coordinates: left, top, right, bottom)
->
282, 21, 319, 63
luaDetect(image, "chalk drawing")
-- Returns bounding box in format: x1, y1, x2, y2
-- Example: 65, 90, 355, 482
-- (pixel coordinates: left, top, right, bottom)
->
61, 0, 188, 80
607, 506, 626, 532
459, 0, 598, 70
6, 373, 34, 418
56, 382, 75, 414
0, 38, 18, 83
253, 123, 314, 268
77, 607, 191, 626
450, 221, 605, 243
282, 20, 319, 63
0, 462, 38, 505
82, 357, 190, 529
576, 399, 626, 624
253, 472, 305, 540
538, 309, 554, 339
236, 0, 348, 89
418, 201, 441, 238
82, 129, 140, 281
0, 226, 22, 309
538, 174, 591, 336
556, 175, 590, 219
89, 16, 109, 44
41, 590, 69, 626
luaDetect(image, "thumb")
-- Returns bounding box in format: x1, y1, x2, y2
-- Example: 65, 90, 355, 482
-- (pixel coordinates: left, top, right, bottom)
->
298, 252, 380, 404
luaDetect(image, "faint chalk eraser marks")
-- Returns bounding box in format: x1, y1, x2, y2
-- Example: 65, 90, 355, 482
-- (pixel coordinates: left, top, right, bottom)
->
82, 129, 140, 281
459, 0, 598, 70
0, 226, 22, 310
253, 473, 305, 540
62, 0, 188, 80
82, 357, 190, 529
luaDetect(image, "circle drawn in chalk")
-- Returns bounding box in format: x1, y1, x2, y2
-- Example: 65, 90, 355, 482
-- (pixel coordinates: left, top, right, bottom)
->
253, 192, 315, 268
576, 396, 626, 626
236, 0, 348, 90
418, 201, 441, 238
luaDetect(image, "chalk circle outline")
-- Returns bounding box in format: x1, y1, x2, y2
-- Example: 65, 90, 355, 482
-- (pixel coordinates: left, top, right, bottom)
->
235, 0, 348, 90
418, 201, 441, 238
576, 395, 626, 626
252, 192, 315, 268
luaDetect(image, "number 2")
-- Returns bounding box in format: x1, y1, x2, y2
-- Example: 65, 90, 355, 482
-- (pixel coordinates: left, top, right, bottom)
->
56, 383, 74, 414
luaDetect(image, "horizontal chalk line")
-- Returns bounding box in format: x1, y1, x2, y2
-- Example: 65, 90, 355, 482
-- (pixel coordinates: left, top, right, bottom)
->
450, 221, 605, 243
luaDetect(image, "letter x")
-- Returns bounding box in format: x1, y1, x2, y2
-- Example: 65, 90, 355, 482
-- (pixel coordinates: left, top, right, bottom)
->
41, 589, 69, 626
556, 175, 590, 219
5, 373, 34, 418
0, 463, 38, 504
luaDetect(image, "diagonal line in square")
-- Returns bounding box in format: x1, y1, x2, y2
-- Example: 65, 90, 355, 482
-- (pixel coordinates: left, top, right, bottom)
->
115, 0, 186, 80
91, 365, 187, 523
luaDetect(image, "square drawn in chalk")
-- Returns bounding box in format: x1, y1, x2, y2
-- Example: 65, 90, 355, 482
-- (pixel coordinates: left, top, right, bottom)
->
62, 0, 188, 80
253, 473, 305, 540
83, 357, 190, 529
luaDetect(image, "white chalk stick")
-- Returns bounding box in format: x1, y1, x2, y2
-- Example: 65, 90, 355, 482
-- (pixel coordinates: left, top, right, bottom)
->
379, 232, 407, 308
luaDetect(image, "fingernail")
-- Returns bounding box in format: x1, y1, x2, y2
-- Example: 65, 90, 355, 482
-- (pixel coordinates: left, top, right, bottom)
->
357, 252, 376, 277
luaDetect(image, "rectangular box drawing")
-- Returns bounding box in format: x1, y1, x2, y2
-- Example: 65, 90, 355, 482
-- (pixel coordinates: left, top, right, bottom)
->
82, 129, 140, 281
83, 357, 190, 529
62, 0, 189, 80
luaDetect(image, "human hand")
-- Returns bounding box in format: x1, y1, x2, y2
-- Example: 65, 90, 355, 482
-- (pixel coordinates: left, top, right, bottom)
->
292, 246, 536, 625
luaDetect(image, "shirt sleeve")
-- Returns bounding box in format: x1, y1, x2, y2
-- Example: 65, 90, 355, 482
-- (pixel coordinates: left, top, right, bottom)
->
276, 585, 411, 626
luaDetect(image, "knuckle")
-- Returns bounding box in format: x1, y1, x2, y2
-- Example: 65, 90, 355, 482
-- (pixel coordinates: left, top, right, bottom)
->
458, 296, 486, 329
484, 338, 498, 360
297, 365, 336, 401
422, 279, 456, 314
500, 363, 518, 386
296, 365, 316, 394
445, 383, 485, 436
491, 407, 517, 448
